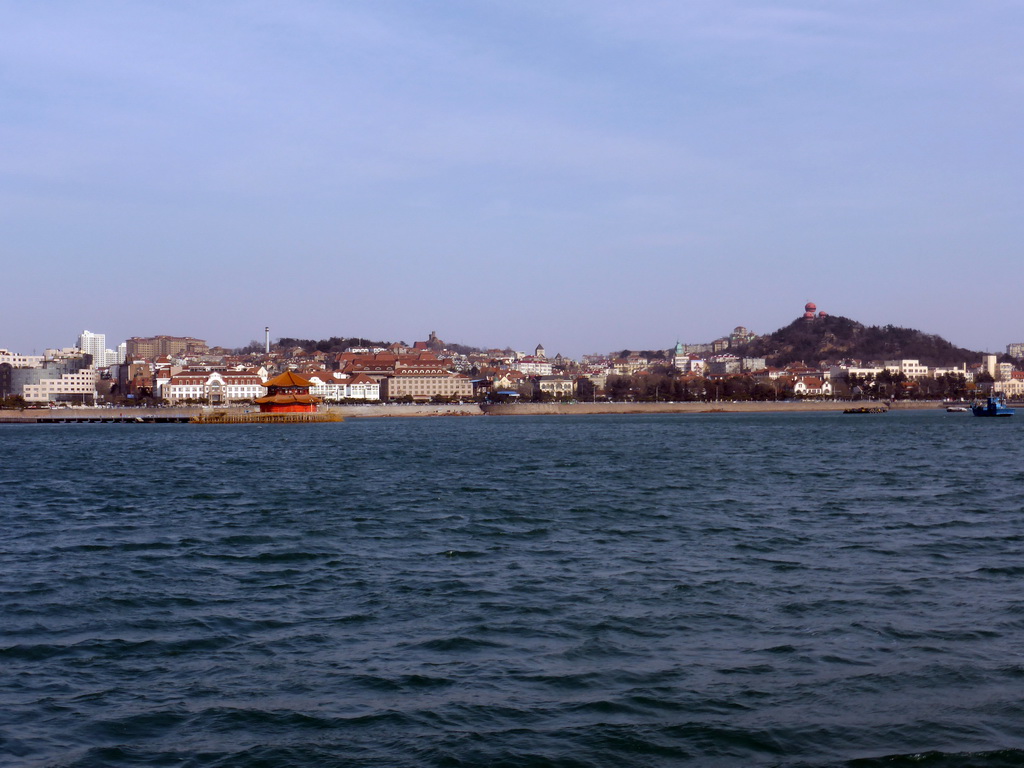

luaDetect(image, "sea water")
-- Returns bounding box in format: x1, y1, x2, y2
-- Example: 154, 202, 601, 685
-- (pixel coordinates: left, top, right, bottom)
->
3, 411, 1024, 767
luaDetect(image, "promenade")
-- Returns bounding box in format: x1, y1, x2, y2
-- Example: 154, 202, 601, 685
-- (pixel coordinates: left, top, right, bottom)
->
0, 400, 947, 423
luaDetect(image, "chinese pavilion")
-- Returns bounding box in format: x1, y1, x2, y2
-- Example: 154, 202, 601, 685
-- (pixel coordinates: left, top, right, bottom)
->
255, 370, 319, 413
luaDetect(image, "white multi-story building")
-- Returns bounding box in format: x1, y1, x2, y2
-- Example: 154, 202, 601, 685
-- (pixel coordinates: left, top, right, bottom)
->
883, 360, 929, 379
512, 356, 554, 376
829, 364, 884, 380
671, 342, 687, 371
22, 366, 99, 403
982, 354, 998, 379
162, 371, 265, 404
0, 349, 44, 367
306, 372, 381, 401
383, 371, 473, 401
931, 364, 968, 378
535, 375, 575, 398
77, 330, 110, 368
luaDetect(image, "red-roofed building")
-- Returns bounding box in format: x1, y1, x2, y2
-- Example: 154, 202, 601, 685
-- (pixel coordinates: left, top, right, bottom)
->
255, 371, 319, 412
162, 370, 265, 404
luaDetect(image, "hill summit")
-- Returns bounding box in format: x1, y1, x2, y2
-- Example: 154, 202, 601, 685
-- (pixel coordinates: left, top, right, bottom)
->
735, 315, 981, 368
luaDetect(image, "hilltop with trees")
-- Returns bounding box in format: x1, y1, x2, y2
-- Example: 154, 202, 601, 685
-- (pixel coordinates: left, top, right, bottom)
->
734, 315, 982, 368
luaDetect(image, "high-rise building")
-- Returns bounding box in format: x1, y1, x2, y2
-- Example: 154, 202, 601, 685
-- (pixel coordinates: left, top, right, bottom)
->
77, 330, 107, 367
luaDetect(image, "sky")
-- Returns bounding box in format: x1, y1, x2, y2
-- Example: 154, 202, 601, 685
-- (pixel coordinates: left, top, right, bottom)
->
2, 1, 1022, 358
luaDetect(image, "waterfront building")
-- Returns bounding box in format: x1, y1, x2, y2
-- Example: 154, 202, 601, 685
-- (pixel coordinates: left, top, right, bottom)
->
305, 372, 381, 401
793, 377, 832, 397
163, 371, 265, 404
17, 351, 98, 404
344, 373, 380, 400
382, 369, 473, 401
995, 371, 1024, 399
535, 375, 575, 399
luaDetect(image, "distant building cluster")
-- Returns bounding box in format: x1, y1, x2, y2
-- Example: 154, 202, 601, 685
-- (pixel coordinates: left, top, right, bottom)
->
2, 306, 1022, 407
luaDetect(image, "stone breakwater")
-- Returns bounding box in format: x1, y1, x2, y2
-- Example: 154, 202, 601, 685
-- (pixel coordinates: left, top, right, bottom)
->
478, 401, 938, 416
0, 401, 943, 422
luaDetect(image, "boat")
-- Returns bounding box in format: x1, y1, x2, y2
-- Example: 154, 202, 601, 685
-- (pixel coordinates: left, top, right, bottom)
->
971, 395, 1014, 417
843, 406, 888, 414
946, 405, 969, 412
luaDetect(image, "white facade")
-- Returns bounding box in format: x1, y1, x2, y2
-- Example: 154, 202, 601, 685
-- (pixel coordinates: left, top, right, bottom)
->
671, 342, 687, 371
682, 356, 706, 375
0, 349, 43, 367
995, 378, 1024, 398
512, 357, 554, 376
77, 330, 110, 368
829, 365, 884, 379
22, 367, 100, 403
384, 372, 473, 401
883, 360, 929, 379
163, 371, 265, 404
307, 373, 381, 401
793, 378, 833, 397
931, 365, 968, 378
983, 354, 998, 379
536, 376, 575, 398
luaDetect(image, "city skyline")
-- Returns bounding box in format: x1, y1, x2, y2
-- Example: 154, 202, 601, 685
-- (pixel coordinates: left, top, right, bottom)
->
7, 304, 1024, 365
3, 2, 1022, 358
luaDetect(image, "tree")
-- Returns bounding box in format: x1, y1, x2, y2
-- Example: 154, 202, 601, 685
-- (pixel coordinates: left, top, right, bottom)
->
605, 375, 632, 401
577, 377, 596, 401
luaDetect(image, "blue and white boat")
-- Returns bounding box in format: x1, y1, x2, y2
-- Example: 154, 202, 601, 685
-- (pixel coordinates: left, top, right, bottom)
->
971, 394, 1015, 417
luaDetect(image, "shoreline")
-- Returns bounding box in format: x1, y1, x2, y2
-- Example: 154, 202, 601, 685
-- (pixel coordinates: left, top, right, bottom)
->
0, 400, 951, 422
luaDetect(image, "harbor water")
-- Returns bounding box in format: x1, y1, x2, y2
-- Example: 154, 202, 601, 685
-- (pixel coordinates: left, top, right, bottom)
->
3, 411, 1024, 767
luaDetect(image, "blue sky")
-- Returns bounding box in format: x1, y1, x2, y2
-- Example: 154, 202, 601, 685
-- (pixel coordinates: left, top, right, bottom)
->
2, 1, 1022, 357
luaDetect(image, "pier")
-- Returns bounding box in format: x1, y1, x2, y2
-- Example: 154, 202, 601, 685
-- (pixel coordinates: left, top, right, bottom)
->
0, 412, 191, 424
0, 407, 342, 424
